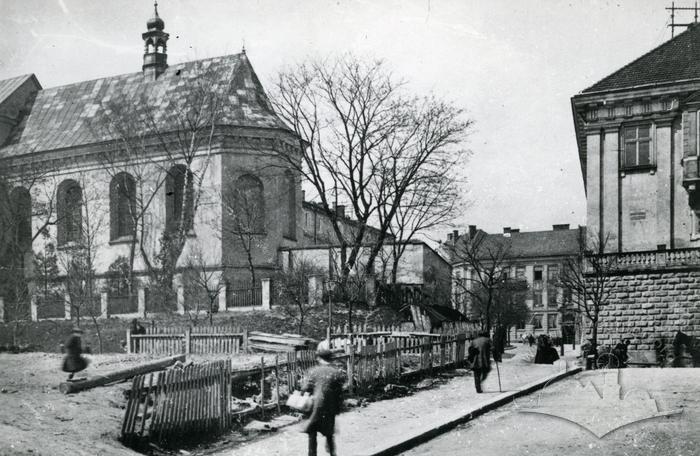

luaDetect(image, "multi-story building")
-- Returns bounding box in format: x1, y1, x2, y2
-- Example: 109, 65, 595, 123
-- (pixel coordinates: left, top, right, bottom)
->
449, 225, 581, 341
571, 23, 700, 359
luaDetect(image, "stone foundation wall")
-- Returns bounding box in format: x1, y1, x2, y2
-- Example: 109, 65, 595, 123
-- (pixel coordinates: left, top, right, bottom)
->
591, 269, 700, 352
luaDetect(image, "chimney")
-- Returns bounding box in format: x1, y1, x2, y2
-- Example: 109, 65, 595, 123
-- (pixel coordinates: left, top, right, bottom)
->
453, 230, 459, 240
510, 228, 520, 233
469, 225, 477, 238
503, 227, 511, 234
335, 205, 345, 218
552, 224, 570, 231
447, 233, 454, 242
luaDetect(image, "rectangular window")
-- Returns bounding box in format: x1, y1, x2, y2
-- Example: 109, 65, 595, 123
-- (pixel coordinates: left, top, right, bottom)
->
516, 266, 525, 279
548, 314, 558, 329
623, 125, 652, 168
547, 265, 559, 281
534, 291, 543, 307
502, 266, 510, 279
533, 314, 543, 329
534, 266, 543, 281
692, 209, 700, 239
548, 289, 559, 307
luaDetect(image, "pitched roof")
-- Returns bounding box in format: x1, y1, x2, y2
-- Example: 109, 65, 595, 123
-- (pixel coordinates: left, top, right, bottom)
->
453, 227, 582, 264
0, 53, 289, 158
0, 74, 38, 105
582, 24, 700, 94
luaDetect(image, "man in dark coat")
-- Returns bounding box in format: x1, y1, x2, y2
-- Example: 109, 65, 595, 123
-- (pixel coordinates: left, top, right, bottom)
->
302, 341, 347, 456
62, 327, 89, 381
468, 331, 492, 393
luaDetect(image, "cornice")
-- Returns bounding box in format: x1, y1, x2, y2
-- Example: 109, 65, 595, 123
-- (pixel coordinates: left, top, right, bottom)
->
0, 126, 302, 176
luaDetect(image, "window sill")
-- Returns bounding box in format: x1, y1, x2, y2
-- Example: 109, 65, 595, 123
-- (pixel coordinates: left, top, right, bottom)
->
620, 165, 656, 177
57, 241, 82, 250
109, 235, 136, 245
283, 235, 297, 242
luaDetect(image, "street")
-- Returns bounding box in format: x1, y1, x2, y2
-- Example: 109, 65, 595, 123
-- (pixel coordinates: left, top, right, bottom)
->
402, 368, 700, 456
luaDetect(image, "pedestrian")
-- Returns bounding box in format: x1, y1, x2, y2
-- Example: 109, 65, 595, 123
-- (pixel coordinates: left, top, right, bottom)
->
302, 341, 347, 456
468, 331, 492, 393
534, 334, 559, 364
62, 326, 90, 381
527, 333, 535, 347
130, 318, 146, 335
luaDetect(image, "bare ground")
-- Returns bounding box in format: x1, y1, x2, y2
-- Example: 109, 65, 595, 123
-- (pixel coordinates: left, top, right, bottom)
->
0, 352, 280, 456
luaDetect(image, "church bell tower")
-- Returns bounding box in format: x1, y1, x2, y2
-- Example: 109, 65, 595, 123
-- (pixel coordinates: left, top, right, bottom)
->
142, 1, 169, 79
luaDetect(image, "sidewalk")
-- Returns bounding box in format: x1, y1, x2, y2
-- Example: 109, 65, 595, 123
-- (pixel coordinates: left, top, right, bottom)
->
215, 344, 581, 456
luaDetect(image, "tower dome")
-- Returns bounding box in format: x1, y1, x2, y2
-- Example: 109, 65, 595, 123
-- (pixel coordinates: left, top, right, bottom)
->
147, 2, 164, 31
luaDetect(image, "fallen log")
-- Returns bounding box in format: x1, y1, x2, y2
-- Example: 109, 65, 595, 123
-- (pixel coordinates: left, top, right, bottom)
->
59, 354, 186, 394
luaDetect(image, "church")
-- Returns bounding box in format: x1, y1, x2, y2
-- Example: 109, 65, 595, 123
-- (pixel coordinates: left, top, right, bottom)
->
0, 4, 305, 319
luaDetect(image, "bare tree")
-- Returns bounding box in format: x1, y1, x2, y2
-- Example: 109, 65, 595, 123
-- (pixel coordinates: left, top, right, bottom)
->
55, 173, 108, 353
270, 55, 471, 304
381, 166, 464, 284
451, 233, 515, 331
274, 258, 325, 335
220, 179, 266, 288
559, 229, 616, 357
182, 244, 225, 326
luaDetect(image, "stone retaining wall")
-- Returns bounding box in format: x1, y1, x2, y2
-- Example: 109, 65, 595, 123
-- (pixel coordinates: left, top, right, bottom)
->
590, 269, 700, 354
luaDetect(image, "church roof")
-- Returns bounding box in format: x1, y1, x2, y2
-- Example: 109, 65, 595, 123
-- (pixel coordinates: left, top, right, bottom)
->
0, 53, 290, 159
582, 24, 700, 94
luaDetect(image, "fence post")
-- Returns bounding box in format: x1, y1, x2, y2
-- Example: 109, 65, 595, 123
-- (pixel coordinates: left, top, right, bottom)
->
29, 295, 37, 321
346, 344, 355, 395
243, 330, 249, 353
261, 278, 271, 310
100, 291, 109, 318
260, 357, 266, 420
138, 287, 146, 317
218, 282, 227, 313
177, 285, 185, 315
185, 328, 191, 354
126, 328, 132, 354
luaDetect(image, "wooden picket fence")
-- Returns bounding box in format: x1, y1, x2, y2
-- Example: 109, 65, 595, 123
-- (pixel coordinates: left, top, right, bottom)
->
121, 360, 232, 448
127, 326, 247, 355
121, 331, 470, 449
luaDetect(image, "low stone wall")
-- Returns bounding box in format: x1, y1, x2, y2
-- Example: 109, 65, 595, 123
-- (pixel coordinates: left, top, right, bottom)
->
591, 269, 700, 355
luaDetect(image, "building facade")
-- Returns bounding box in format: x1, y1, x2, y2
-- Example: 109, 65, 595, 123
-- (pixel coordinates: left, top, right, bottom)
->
571, 24, 700, 359
0, 6, 303, 319
449, 225, 580, 340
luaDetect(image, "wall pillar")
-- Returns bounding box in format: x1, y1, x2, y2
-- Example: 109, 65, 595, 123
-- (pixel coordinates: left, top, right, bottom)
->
218, 282, 227, 312
261, 278, 271, 310
100, 291, 108, 318
656, 121, 673, 248
64, 289, 71, 321
603, 127, 620, 251
308, 275, 322, 306
177, 285, 185, 315
138, 287, 146, 317
30, 295, 37, 321
586, 130, 602, 242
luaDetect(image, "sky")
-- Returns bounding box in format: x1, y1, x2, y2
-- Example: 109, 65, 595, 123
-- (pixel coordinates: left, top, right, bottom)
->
0, 0, 681, 240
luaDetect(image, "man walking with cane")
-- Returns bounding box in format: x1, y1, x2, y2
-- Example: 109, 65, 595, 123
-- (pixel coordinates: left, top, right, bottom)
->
468, 331, 492, 393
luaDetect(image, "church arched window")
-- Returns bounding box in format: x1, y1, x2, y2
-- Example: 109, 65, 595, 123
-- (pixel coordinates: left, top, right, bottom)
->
110, 172, 136, 240
57, 179, 82, 246
165, 165, 194, 232
9, 187, 32, 253
284, 170, 296, 239
234, 174, 265, 233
